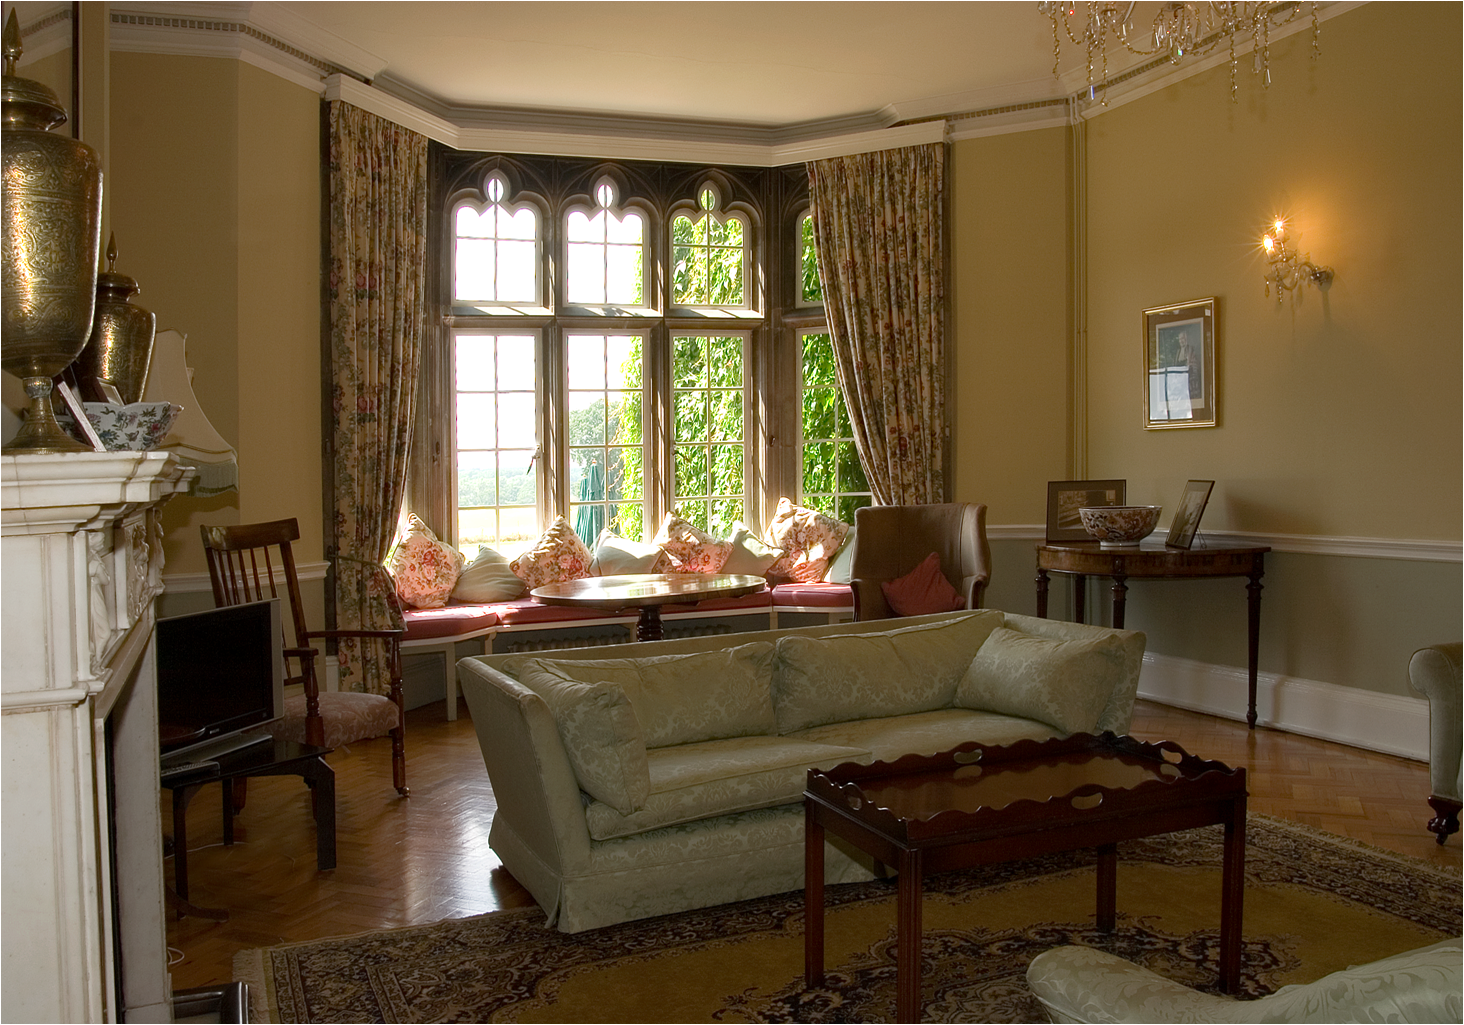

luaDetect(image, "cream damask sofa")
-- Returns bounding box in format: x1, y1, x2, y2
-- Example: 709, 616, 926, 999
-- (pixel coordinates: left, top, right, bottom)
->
1026, 937, 1463, 1023
458, 608, 1146, 932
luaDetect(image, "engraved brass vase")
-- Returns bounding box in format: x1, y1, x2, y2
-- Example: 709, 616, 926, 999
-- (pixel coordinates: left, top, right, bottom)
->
1, 10, 104, 453
75, 234, 156, 404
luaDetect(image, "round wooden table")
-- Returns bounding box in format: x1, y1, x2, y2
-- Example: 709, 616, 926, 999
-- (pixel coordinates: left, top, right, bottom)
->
530, 573, 768, 642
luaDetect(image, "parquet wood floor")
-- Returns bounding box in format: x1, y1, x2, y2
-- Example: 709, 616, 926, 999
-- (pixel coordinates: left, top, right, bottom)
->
162, 698, 1459, 992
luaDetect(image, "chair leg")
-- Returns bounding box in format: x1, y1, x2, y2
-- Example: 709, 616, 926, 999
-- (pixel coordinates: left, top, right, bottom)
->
1427, 796, 1460, 844
391, 722, 408, 797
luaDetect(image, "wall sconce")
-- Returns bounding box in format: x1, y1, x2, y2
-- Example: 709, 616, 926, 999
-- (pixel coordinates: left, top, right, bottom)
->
1260, 217, 1334, 302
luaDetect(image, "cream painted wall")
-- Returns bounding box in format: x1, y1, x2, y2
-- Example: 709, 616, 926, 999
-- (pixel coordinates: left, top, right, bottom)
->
109, 54, 323, 612
1082, 3, 1461, 541
950, 127, 1074, 526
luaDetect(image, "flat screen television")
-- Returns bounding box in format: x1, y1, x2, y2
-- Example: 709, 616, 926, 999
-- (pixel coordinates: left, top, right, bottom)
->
156, 598, 285, 767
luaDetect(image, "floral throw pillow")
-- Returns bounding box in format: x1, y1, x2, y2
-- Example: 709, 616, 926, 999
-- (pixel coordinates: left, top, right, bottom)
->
653, 513, 733, 574
511, 516, 594, 591
387, 514, 466, 609
763, 498, 852, 583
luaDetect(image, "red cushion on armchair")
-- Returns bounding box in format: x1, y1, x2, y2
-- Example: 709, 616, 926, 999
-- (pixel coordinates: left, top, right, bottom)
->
880, 551, 966, 616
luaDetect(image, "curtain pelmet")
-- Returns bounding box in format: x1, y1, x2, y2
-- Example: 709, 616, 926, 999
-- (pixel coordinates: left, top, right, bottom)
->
808, 143, 945, 506
327, 101, 428, 694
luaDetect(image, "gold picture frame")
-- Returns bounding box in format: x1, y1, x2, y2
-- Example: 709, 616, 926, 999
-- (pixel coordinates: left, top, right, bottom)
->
1144, 298, 1216, 429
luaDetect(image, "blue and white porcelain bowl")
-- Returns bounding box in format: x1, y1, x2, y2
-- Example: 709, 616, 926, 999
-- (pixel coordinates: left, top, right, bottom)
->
59, 401, 182, 451
1079, 505, 1162, 547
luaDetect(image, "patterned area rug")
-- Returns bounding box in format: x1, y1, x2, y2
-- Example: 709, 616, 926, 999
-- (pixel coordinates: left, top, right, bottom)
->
235, 815, 1460, 1023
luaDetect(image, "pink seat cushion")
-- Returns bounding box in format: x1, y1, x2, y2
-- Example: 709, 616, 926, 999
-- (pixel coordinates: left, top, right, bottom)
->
770, 582, 854, 608
881, 552, 966, 617
402, 604, 500, 641
266, 692, 399, 749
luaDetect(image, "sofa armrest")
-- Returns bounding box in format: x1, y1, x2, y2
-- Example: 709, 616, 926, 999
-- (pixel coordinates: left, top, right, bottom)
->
457, 658, 595, 877
1410, 643, 1463, 803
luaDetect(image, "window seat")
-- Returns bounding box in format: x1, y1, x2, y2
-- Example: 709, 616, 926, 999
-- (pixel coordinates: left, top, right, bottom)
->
401, 583, 854, 719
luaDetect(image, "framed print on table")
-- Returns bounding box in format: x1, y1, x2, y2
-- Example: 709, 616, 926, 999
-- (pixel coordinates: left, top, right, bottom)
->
1144, 298, 1216, 429
1166, 479, 1214, 549
1046, 479, 1126, 542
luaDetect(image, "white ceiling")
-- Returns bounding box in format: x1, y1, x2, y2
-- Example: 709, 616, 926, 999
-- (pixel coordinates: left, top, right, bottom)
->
266, 1, 1115, 130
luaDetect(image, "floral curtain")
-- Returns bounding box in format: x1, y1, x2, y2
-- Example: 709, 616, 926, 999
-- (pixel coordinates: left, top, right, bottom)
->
808, 143, 946, 506
327, 101, 428, 694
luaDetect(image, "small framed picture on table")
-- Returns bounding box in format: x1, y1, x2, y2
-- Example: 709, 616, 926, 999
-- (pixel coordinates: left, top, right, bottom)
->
1166, 480, 1215, 549
1046, 480, 1126, 542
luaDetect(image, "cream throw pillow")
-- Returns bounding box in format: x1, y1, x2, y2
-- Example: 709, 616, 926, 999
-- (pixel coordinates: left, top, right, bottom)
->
721, 523, 784, 576
451, 545, 526, 602
954, 626, 1125, 735
589, 529, 670, 575
516, 662, 650, 815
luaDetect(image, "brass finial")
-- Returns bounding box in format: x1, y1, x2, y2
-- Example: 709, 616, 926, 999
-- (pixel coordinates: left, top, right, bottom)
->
106, 232, 118, 272
3, 10, 23, 78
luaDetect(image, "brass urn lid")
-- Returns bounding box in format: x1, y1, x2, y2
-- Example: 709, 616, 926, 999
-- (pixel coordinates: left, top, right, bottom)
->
2, 9, 67, 133
97, 235, 141, 301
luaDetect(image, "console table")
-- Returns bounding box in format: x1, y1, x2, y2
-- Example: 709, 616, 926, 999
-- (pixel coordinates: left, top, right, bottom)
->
1035, 540, 1270, 727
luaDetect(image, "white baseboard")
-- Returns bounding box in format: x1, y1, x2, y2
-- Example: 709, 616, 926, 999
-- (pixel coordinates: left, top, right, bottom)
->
1138, 652, 1429, 762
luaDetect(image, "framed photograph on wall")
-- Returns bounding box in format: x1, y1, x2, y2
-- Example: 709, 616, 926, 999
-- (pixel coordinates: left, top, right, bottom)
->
1166, 479, 1215, 549
1144, 298, 1216, 429
1046, 479, 1126, 542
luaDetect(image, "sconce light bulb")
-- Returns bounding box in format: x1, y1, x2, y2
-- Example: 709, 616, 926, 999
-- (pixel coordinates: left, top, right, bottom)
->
1262, 235, 1275, 254
1272, 218, 1286, 235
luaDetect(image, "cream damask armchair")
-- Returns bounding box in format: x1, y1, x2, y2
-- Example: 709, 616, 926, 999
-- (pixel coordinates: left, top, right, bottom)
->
1408, 643, 1461, 845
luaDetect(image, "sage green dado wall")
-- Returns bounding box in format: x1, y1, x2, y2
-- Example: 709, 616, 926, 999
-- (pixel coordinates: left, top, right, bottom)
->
952, 2, 1462, 700
108, 53, 324, 621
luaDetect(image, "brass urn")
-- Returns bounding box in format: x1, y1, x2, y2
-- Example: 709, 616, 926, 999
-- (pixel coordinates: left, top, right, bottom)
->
1, 9, 104, 453
75, 234, 156, 403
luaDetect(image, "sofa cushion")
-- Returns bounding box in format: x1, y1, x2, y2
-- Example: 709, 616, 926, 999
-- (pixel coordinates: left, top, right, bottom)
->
791, 707, 1061, 764
450, 545, 526, 602
589, 529, 672, 575
513, 642, 777, 749
583, 735, 870, 841
515, 662, 650, 815
772, 610, 1005, 734
955, 626, 1126, 734
881, 550, 966, 616
721, 522, 784, 576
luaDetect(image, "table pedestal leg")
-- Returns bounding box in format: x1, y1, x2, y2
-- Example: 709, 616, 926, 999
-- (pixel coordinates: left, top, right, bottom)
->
896, 848, 924, 1023
1246, 571, 1264, 728
804, 803, 825, 989
637, 605, 664, 642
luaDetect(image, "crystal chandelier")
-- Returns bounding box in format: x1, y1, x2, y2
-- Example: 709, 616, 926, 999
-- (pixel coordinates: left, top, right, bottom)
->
1037, 2, 1321, 102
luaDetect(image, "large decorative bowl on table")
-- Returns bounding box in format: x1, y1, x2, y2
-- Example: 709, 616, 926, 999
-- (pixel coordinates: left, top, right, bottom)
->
1079, 505, 1162, 548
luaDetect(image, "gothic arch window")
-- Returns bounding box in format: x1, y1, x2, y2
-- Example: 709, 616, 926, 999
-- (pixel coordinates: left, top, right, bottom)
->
451, 172, 542, 306
671, 182, 752, 309
565, 176, 648, 308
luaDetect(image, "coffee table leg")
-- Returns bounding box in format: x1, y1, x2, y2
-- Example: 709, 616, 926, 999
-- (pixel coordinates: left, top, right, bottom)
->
804, 801, 825, 989
1219, 797, 1247, 992
1095, 843, 1117, 932
896, 848, 923, 1023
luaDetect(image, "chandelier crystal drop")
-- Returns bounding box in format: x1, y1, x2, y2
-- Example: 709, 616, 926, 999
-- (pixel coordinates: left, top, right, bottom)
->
1037, 2, 1321, 103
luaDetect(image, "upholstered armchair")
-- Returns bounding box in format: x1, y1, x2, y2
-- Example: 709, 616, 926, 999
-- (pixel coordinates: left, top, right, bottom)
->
849, 502, 991, 620
1025, 937, 1463, 1024
1408, 642, 1462, 844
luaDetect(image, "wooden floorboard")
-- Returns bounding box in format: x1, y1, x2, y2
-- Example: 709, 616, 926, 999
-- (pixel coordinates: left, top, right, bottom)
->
163, 697, 1460, 992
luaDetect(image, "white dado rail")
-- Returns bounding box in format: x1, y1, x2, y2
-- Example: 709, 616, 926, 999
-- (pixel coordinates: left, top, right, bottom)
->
2, 452, 194, 1023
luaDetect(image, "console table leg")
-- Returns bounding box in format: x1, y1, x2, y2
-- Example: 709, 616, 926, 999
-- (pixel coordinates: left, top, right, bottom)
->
1246, 570, 1264, 729
1035, 568, 1050, 619
1074, 573, 1087, 625
896, 848, 924, 1023
804, 803, 826, 989
1095, 843, 1117, 932
1109, 575, 1128, 629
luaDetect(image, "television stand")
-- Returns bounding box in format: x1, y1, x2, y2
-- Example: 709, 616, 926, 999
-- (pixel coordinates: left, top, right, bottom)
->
162, 737, 335, 918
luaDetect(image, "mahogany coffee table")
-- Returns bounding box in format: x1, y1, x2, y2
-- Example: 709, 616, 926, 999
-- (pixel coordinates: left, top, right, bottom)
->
803, 733, 1248, 1023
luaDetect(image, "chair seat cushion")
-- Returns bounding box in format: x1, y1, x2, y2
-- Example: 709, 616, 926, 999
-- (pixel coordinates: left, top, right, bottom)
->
266, 692, 399, 749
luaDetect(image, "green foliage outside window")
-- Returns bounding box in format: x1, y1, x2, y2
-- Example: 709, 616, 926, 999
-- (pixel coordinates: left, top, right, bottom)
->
800, 331, 871, 524
800, 213, 823, 304
672, 335, 745, 535
672, 213, 745, 306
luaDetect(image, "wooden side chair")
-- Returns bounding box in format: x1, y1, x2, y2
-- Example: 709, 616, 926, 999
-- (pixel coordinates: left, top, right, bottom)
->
201, 518, 408, 797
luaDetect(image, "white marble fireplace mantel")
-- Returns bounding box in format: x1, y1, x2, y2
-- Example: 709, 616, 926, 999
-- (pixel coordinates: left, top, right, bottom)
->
3, 451, 195, 1023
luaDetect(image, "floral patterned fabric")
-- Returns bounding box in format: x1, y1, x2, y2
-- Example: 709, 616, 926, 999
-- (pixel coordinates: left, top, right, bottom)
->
584, 735, 870, 840
763, 498, 851, 583
326, 101, 428, 695
808, 143, 945, 505
511, 516, 594, 590
956, 626, 1127, 735
653, 513, 733, 573
386, 513, 465, 608
265, 691, 401, 748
